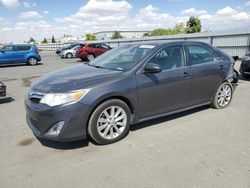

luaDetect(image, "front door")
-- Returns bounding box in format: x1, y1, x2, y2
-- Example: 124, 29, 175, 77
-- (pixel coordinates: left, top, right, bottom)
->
0, 46, 15, 63
136, 45, 191, 119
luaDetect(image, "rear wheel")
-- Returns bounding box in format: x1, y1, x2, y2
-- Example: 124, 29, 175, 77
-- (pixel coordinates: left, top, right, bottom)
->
66, 53, 73, 58
27, 57, 37, 66
88, 99, 131, 145
87, 54, 95, 62
211, 82, 233, 109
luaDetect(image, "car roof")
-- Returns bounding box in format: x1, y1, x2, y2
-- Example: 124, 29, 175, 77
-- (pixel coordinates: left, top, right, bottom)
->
11, 44, 34, 46
123, 41, 210, 47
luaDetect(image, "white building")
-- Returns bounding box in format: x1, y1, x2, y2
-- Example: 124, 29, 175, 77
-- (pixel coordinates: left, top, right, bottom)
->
59, 35, 85, 43
93, 31, 151, 40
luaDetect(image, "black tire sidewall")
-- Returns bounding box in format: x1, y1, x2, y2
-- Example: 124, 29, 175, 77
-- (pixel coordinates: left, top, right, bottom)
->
88, 99, 131, 145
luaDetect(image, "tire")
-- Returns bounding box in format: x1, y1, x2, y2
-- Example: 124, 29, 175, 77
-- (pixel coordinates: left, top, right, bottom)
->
88, 99, 131, 145
211, 82, 233, 109
27, 57, 38, 66
66, 53, 73, 58
87, 54, 95, 62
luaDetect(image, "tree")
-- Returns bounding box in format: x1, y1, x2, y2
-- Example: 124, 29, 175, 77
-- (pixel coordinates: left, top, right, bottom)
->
28, 37, 36, 43
51, 35, 56, 43
173, 23, 185, 34
85, 33, 97, 41
41, 38, 48, 44
151, 24, 186, 36
186, 17, 202, 33
111, 31, 122, 39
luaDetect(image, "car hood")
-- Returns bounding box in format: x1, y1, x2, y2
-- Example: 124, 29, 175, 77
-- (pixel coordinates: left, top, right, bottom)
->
31, 64, 122, 93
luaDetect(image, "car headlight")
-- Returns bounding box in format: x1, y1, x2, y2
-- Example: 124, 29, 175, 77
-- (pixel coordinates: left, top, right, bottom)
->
40, 89, 90, 107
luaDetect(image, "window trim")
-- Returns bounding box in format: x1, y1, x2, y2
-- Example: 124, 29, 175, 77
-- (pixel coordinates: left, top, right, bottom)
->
184, 43, 222, 67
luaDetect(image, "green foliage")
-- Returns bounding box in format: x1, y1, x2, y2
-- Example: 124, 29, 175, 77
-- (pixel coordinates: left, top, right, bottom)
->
41, 38, 48, 44
111, 31, 123, 39
28, 37, 36, 43
151, 23, 186, 36
186, 17, 202, 33
85, 33, 97, 41
51, 35, 56, 43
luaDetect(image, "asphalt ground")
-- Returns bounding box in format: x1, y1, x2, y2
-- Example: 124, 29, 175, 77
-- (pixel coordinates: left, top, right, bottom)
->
0, 52, 249, 188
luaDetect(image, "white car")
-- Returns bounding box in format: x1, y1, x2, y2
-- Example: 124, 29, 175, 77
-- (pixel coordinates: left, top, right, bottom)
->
59, 45, 81, 58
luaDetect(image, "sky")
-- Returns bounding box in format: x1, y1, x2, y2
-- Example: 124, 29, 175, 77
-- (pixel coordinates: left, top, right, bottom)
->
0, 0, 250, 43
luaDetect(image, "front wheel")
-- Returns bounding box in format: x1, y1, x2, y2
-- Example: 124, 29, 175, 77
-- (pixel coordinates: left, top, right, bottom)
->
87, 54, 95, 62
27, 57, 37, 66
211, 82, 233, 109
88, 99, 131, 145
66, 53, 73, 58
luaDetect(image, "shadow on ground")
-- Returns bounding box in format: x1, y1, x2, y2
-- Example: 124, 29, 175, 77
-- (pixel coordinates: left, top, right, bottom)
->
37, 137, 90, 150
0, 97, 14, 104
130, 105, 209, 131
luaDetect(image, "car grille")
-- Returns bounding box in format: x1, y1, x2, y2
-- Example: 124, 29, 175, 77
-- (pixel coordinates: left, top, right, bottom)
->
29, 91, 45, 103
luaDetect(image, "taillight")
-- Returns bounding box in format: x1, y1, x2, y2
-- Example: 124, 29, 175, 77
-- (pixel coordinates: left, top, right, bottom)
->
36, 47, 40, 53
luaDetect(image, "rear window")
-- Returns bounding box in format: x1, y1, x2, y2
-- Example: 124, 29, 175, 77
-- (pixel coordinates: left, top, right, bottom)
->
16, 46, 31, 51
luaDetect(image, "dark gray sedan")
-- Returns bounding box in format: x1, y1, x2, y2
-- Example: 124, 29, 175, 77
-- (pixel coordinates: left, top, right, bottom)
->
25, 41, 236, 145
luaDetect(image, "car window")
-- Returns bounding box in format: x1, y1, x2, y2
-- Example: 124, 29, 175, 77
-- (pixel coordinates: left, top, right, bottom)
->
100, 44, 110, 49
186, 45, 220, 65
16, 46, 31, 51
2, 46, 14, 52
89, 44, 154, 71
88, 44, 95, 48
147, 45, 185, 71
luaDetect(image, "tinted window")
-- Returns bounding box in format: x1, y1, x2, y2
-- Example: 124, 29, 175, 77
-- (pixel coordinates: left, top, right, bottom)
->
89, 44, 95, 48
16, 46, 31, 51
187, 45, 220, 65
2, 46, 13, 52
147, 45, 185, 70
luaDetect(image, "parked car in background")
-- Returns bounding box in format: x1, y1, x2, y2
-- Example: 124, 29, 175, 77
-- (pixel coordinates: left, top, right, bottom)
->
25, 41, 237, 145
0, 44, 41, 65
59, 45, 81, 58
76, 43, 111, 61
240, 52, 250, 78
56, 43, 83, 55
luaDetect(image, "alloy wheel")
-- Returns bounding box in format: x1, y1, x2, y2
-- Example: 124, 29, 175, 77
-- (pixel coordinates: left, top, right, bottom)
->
97, 106, 127, 140
29, 57, 37, 65
217, 84, 232, 107
87, 54, 95, 61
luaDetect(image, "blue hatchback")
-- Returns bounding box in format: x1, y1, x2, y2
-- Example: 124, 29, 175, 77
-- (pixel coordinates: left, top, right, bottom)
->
0, 44, 41, 65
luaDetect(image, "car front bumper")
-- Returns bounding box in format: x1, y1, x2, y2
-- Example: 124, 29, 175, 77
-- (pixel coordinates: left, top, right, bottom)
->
25, 99, 90, 142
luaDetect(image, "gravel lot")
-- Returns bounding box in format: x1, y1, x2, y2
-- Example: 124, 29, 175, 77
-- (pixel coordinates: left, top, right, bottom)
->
0, 52, 250, 188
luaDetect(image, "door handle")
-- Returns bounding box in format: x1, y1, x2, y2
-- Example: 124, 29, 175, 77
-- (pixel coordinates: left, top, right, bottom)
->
182, 72, 190, 79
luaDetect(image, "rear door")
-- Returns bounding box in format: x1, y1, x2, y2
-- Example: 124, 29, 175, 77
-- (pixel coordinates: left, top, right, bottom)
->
14, 45, 31, 62
185, 43, 227, 105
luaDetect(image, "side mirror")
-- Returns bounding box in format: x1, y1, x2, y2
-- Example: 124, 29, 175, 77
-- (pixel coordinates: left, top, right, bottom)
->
0, 50, 5, 53
143, 63, 162, 73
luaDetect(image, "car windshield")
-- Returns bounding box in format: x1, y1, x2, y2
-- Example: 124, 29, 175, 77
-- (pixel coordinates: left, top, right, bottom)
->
89, 44, 155, 71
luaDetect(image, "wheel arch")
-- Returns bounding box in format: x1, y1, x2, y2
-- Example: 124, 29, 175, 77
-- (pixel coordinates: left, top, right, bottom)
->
86, 95, 135, 132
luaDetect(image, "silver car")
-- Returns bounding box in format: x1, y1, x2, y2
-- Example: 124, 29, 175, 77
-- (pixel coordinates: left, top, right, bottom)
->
59, 45, 81, 58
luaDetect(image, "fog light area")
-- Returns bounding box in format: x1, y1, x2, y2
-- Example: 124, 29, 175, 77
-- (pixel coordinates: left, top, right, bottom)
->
45, 121, 65, 137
